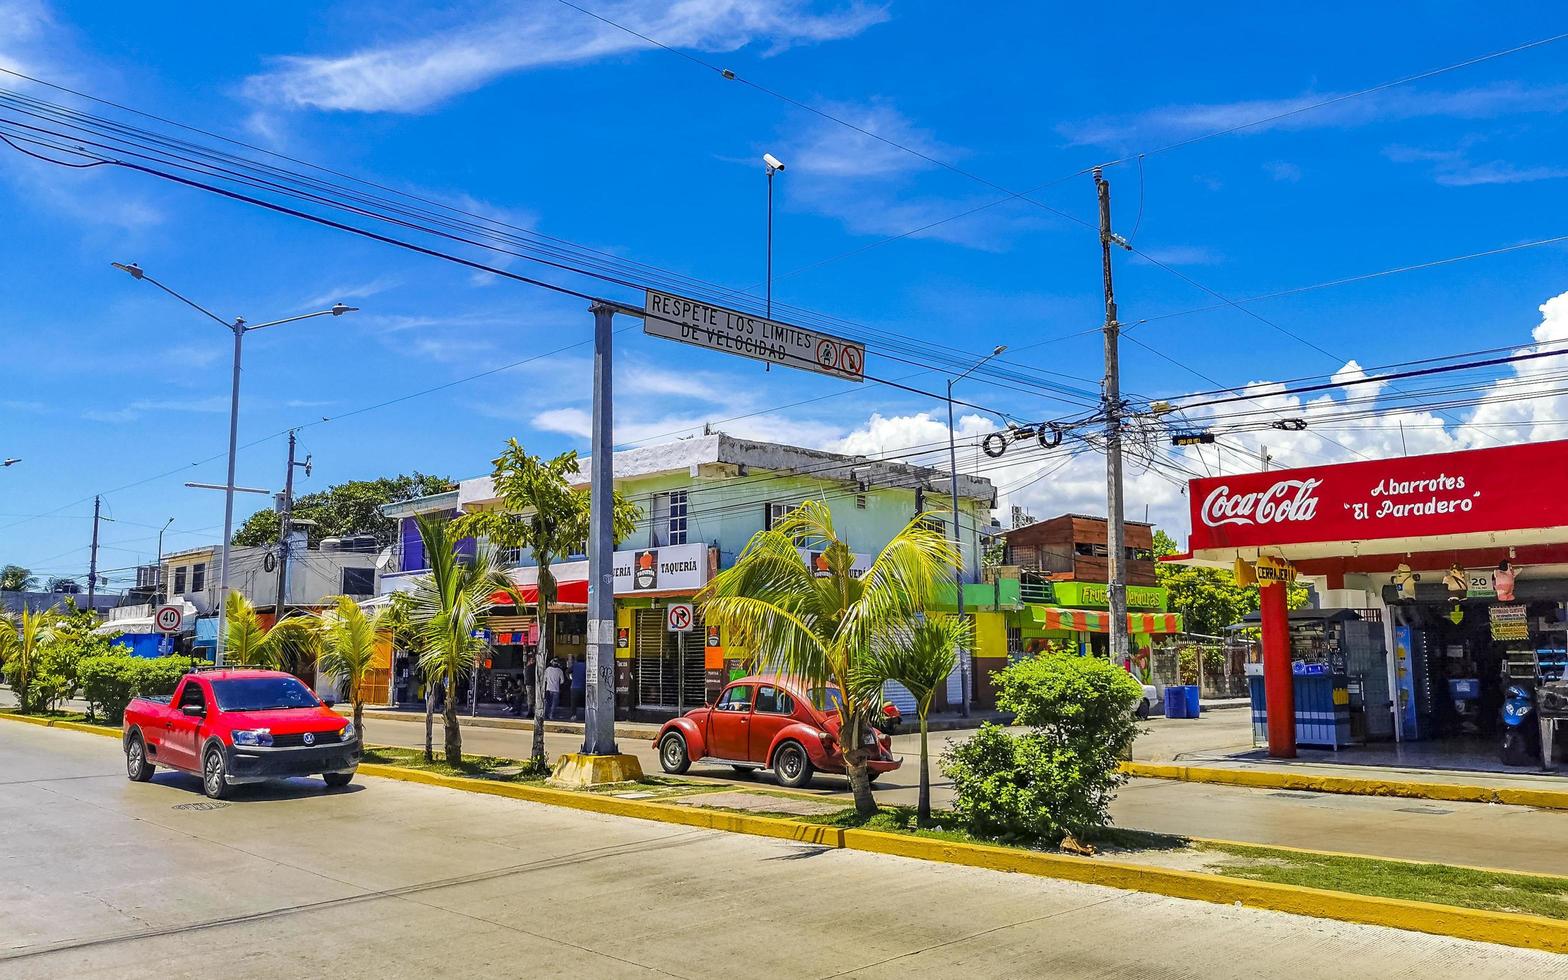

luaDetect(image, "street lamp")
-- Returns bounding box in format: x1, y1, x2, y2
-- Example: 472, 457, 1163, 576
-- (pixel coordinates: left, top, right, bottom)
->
763, 153, 785, 320
113, 261, 357, 665
155, 518, 173, 605
2, 458, 19, 467
948, 344, 1007, 718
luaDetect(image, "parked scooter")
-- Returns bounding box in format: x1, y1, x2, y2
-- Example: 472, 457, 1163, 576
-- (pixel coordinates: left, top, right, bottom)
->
1501, 684, 1539, 767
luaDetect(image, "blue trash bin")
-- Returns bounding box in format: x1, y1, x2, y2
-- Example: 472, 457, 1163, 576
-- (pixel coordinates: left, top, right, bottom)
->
1184, 685, 1201, 717
1163, 686, 1190, 719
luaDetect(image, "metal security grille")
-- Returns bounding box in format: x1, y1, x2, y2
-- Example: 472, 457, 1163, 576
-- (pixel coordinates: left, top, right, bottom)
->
633, 606, 707, 710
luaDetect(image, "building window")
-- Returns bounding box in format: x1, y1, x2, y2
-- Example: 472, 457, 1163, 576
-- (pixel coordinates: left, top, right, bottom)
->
855, 494, 867, 510
341, 567, 375, 595
191, 563, 206, 593
651, 490, 688, 547
173, 566, 187, 594
919, 515, 946, 538
765, 501, 792, 531
1075, 542, 1109, 557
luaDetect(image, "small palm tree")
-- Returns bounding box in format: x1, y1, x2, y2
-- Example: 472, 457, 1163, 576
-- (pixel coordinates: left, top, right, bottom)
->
1, 565, 38, 592
408, 513, 517, 765
318, 595, 390, 741
383, 592, 438, 760
700, 500, 959, 816
222, 592, 320, 674
0, 608, 58, 712
851, 614, 972, 824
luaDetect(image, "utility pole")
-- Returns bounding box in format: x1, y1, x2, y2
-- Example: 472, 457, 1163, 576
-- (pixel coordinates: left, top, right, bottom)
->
1095, 168, 1130, 670
1259, 444, 1272, 472
582, 301, 619, 757
86, 495, 102, 614
273, 430, 308, 622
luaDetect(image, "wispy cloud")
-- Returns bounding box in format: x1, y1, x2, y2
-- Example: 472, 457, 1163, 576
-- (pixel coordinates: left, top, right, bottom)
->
1384, 142, 1568, 187
298, 274, 402, 310
244, 1, 888, 114
1130, 244, 1223, 267
1263, 160, 1301, 182
1060, 81, 1568, 148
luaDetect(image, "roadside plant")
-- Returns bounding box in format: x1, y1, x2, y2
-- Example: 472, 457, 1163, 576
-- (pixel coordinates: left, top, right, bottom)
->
451, 440, 638, 766
700, 500, 959, 816
408, 514, 518, 765
221, 591, 319, 673
0, 608, 59, 713
850, 614, 970, 825
80, 653, 187, 725
318, 594, 391, 741
942, 654, 1143, 846
36, 603, 120, 711
384, 592, 438, 760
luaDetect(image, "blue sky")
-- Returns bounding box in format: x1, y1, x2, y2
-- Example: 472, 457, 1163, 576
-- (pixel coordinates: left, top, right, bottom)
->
3, 1, 1568, 589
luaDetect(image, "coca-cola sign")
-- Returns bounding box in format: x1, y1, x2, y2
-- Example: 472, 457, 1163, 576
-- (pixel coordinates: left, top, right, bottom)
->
1185, 440, 1568, 552
1201, 479, 1323, 528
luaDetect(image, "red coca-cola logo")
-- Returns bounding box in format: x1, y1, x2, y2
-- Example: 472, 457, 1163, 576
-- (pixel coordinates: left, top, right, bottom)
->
1201, 478, 1324, 528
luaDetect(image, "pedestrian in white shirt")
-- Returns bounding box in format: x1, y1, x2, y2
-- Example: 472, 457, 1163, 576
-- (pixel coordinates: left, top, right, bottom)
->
542, 659, 565, 721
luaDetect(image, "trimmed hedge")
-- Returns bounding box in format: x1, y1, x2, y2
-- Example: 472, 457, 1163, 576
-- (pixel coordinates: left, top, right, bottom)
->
78, 655, 189, 725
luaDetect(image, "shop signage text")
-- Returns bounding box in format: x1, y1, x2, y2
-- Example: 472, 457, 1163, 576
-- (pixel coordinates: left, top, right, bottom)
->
1048, 581, 1168, 611
1186, 440, 1568, 551
612, 543, 708, 595
1490, 604, 1529, 642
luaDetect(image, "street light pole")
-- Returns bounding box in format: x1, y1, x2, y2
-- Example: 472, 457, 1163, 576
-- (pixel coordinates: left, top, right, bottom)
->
155, 518, 173, 604
583, 301, 618, 757
763, 153, 785, 321
111, 262, 357, 665
947, 345, 1007, 718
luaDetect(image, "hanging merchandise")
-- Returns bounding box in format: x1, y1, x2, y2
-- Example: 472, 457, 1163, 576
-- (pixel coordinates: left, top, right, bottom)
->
1494, 561, 1521, 602
1443, 563, 1467, 599
1391, 563, 1420, 599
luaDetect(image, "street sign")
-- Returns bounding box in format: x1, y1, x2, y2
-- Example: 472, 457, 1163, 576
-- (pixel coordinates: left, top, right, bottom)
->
153, 604, 184, 634
666, 603, 694, 633
642, 289, 865, 382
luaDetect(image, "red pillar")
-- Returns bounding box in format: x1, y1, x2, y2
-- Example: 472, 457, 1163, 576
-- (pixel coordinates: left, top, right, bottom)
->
1260, 581, 1296, 758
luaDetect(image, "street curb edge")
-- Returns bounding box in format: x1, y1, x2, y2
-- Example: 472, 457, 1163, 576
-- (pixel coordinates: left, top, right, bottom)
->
1121, 760, 1568, 810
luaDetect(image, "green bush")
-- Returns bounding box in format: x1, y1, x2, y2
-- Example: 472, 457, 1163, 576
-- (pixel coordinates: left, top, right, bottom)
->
79, 654, 190, 725
943, 654, 1143, 843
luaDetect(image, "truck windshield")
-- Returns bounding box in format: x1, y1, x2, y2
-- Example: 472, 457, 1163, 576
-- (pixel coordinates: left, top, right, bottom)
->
210, 677, 319, 712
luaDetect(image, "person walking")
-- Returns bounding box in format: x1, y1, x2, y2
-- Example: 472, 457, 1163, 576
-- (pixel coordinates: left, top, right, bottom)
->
542, 657, 565, 722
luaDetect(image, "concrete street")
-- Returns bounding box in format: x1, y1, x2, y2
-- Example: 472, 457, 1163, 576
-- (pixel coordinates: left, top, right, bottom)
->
358, 710, 1568, 876
3, 722, 1564, 979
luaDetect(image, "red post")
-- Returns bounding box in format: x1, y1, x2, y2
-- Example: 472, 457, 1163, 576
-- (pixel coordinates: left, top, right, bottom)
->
1260, 581, 1296, 758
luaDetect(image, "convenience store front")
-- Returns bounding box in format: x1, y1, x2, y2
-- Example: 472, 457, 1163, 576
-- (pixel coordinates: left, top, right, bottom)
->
1171, 439, 1568, 764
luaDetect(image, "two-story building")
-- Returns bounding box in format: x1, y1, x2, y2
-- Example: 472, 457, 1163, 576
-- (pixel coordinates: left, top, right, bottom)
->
159, 536, 378, 658
378, 433, 997, 719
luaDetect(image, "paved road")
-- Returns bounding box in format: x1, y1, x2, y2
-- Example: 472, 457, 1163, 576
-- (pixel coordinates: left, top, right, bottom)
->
360, 712, 1568, 876
3, 724, 1562, 979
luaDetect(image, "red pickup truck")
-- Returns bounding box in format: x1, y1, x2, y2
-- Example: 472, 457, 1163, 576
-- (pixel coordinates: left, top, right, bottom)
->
123, 669, 360, 800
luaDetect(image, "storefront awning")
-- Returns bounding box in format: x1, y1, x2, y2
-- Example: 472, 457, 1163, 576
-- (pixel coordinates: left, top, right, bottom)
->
489, 580, 588, 607
1021, 605, 1183, 636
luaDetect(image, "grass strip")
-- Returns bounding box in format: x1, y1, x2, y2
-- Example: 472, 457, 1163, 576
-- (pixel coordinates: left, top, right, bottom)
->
1199, 842, 1568, 920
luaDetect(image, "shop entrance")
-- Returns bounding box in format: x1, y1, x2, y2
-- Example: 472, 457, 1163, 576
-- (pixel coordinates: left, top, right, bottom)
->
633, 607, 707, 711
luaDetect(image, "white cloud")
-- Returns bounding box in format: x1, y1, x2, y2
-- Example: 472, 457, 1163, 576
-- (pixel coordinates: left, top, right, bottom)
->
1129, 244, 1223, 267
1263, 160, 1301, 182
244, 1, 889, 114
531, 405, 843, 448
1384, 141, 1568, 187
298, 274, 402, 310
1060, 81, 1568, 148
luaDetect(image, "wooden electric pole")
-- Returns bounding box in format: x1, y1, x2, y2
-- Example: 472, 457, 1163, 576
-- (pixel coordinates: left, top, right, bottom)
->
86, 495, 102, 614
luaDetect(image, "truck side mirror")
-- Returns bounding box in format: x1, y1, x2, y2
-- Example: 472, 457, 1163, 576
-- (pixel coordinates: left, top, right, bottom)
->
323, 698, 337, 708
181, 704, 205, 718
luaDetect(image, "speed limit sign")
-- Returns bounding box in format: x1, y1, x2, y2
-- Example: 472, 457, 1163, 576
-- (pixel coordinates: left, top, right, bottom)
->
154, 604, 185, 634
666, 603, 694, 633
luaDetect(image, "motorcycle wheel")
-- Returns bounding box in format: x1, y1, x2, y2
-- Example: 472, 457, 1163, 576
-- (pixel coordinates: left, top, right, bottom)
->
1501, 729, 1533, 767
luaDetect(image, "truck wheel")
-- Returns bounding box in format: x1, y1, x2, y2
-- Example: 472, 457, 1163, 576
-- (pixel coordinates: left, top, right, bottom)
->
773, 741, 814, 789
202, 747, 231, 800
323, 771, 355, 788
659, 733, 691, 774
125, 733, 155, 782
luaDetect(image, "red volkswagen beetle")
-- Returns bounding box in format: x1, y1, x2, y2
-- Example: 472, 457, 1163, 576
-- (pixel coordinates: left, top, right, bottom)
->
654, 675, 901, 788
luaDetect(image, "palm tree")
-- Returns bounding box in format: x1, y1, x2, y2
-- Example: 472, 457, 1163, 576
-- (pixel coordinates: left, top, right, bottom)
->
0, 608, 59, 712
851, 614, 972, 824
451, 440, 638, 766
383, 592, 437, 760
408, 513, 517, 765
318, 595, 391, 741
1, 565, 37, 592
700, 500, 959, 816
221, 591, 319, 673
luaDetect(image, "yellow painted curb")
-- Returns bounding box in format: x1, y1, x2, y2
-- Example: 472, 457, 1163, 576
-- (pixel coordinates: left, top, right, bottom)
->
0, 712, 119, 739
4, 712, 1564, 953
355, 763, 843, 848
1122, 760, 1568, 810
840, 828, 1568, 955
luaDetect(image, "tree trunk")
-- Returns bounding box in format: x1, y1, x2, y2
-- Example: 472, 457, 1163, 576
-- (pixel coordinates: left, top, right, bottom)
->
353, 697, 364, 746
531, 566, 554, 766
424, 677, 437, 762
919, 713, 938, 824
842, 710, 878, 817
443, 669, 463, 765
